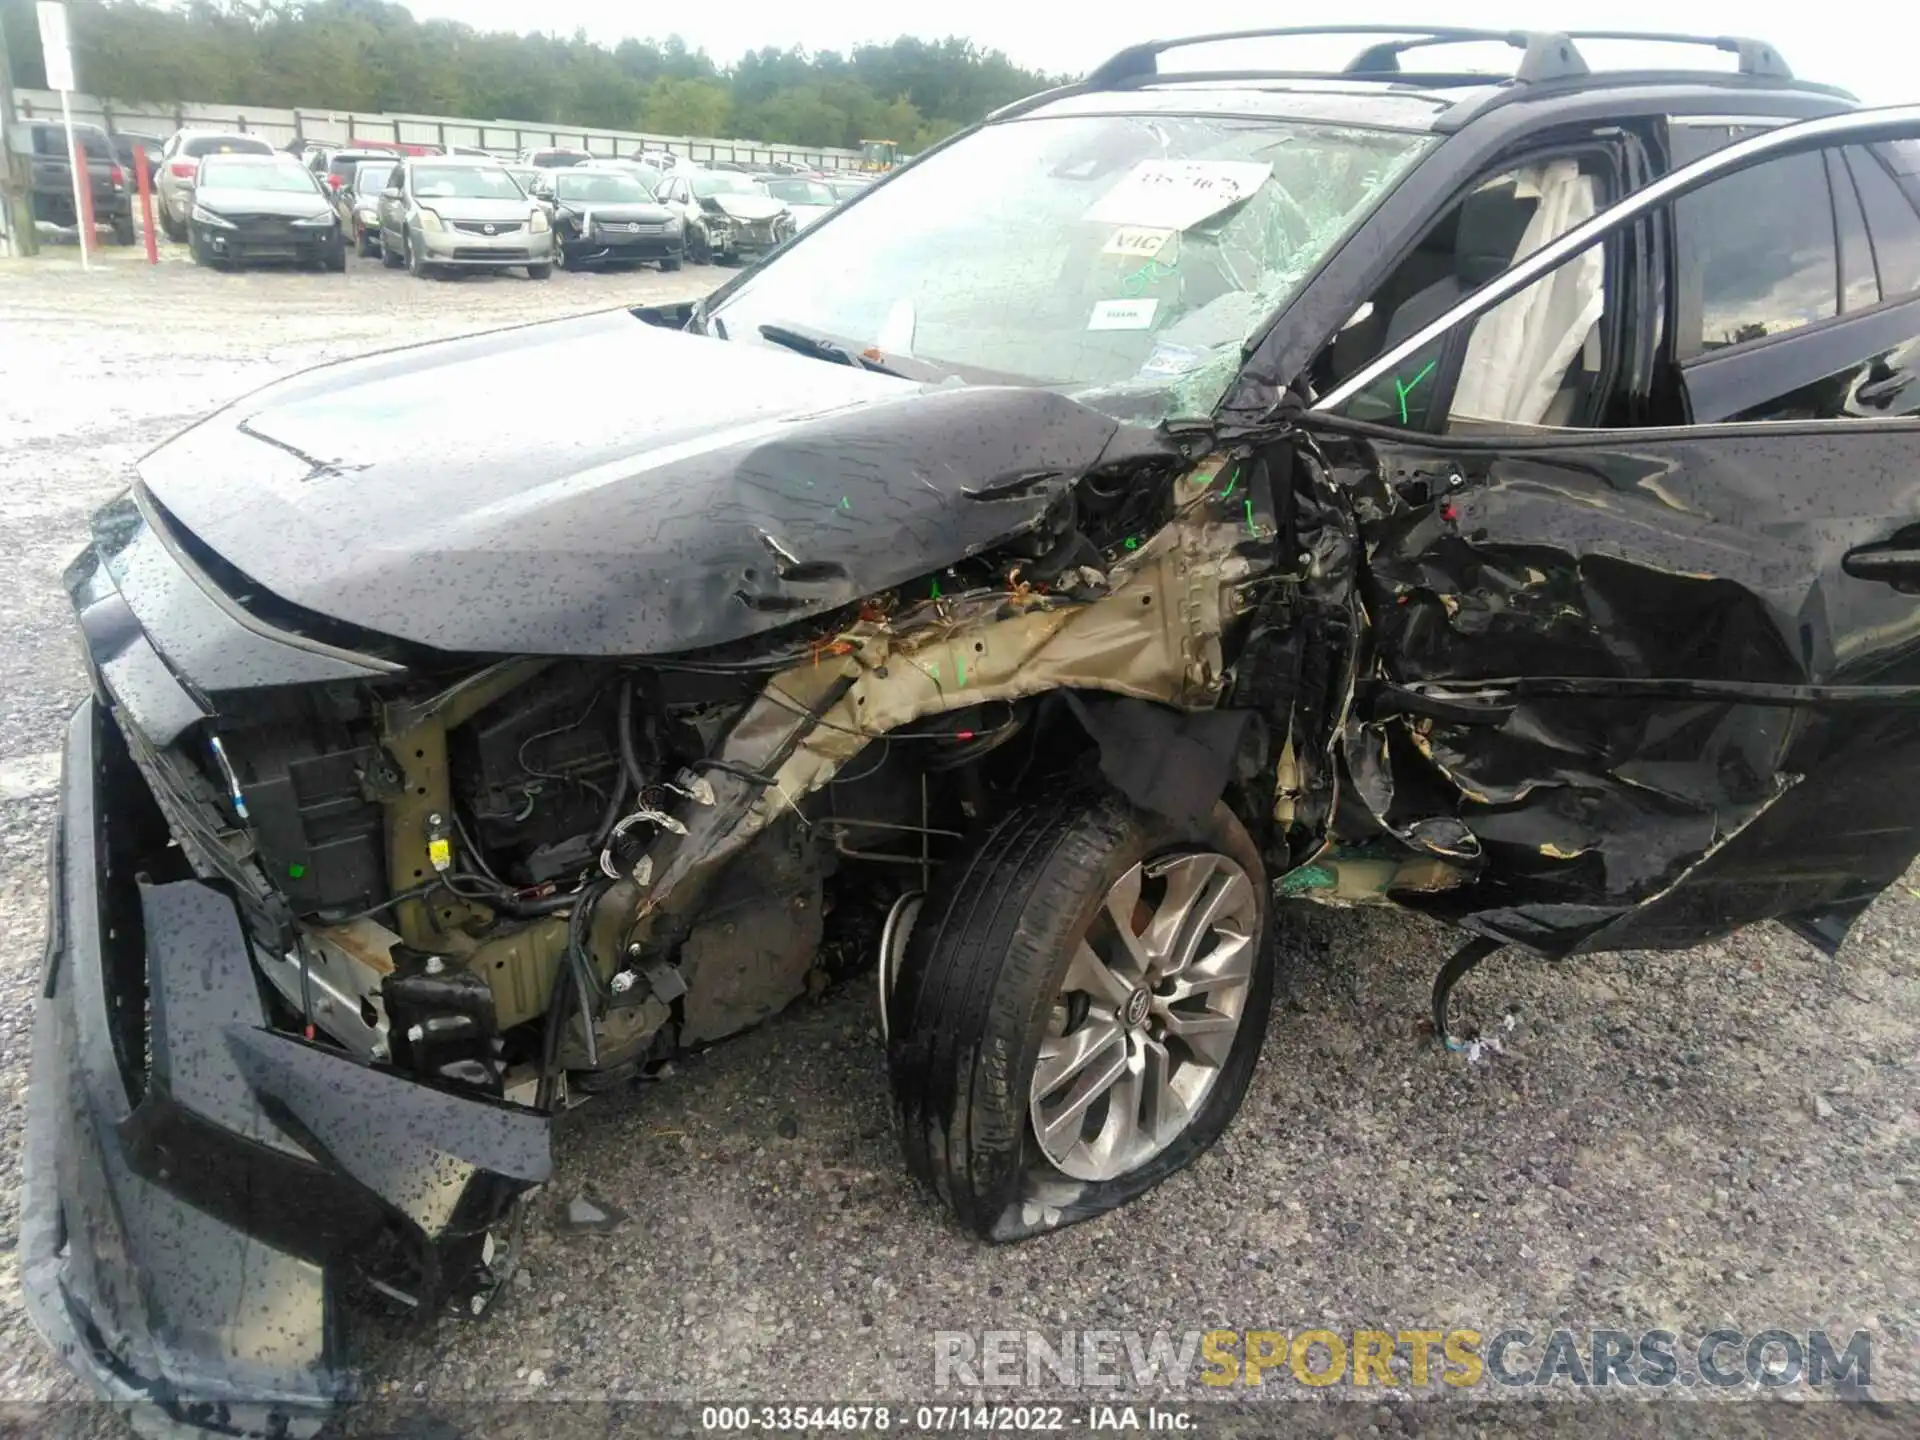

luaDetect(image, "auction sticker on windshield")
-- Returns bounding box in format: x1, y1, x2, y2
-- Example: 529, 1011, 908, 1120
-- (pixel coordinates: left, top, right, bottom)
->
1085, 160, 1273, 230
1087, 298, 1158, 330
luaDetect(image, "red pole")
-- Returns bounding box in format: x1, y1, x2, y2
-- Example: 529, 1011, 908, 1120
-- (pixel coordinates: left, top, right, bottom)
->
135, 147, 158, 263
71, 137, 97, 260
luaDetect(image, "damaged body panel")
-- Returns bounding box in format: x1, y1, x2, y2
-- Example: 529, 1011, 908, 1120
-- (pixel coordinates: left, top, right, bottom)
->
1322, 423, 1920, 955
29, 35, 1920, 1429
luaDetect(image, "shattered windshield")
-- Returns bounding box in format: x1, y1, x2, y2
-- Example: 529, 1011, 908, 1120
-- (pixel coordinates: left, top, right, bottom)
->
764, 178, 836, 206
693, 173, 769, 198
710, 113, 1432, 422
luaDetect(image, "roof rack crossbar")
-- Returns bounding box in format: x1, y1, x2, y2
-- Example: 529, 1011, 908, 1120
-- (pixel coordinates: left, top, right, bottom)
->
1554, 32, 1792, 80
1085, 26, 1545, 89
1084, 25, 1790, 91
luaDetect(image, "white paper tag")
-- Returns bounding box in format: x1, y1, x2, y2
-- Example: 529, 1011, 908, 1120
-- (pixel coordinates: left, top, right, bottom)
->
1085, 160, 1273, 231
1088, 298, 1158, 331
1102, 226, 1174, 258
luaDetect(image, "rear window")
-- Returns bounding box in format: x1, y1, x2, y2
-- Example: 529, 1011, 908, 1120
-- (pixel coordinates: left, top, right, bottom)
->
33, 125, 111, 160
183, 134, 273, 159
1844, 146, 1920, 302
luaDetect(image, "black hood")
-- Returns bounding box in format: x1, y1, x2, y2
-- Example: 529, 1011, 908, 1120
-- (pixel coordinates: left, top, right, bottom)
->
136, 311, 1124, 657
567, 201, 677, 224
195, 185, 336, 220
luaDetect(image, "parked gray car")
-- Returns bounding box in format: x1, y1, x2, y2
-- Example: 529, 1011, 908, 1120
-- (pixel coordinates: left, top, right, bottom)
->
155, 129, 275, 242
376, 156, 553, 278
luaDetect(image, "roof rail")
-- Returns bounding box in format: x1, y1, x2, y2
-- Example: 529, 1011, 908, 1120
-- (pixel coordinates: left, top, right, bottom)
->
1083, 26, 1791, 91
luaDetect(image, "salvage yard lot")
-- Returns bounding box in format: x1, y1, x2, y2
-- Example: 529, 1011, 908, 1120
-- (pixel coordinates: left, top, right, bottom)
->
0, 254, 1915, 1428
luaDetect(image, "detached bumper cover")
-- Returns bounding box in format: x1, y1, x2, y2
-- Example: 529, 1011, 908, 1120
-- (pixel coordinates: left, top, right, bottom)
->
22, 700, 551, 1436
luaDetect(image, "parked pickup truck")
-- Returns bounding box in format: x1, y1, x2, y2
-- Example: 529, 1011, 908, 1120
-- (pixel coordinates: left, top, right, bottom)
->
8, 120, 135, 243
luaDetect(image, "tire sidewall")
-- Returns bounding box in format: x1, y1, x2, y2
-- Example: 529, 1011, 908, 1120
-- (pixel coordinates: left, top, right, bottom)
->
892, 791, 1273, 1241
1007, 800, 1271, 1233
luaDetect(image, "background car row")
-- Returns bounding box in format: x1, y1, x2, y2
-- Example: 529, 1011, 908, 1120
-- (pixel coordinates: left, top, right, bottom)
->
118, 127, 875, 276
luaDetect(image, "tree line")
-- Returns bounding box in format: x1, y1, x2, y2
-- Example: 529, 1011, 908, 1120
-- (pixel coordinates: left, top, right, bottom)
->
0, 0, 1063, 149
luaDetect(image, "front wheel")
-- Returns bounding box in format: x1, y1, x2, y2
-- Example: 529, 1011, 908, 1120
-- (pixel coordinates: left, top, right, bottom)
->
526, 263, 552, 280
406, 235, 430, 279
380, 231, 403, 269
661, 252, 683, 272
887, 790, 1272, 1242
688, 227, 711, 265
110, 215, 136, 246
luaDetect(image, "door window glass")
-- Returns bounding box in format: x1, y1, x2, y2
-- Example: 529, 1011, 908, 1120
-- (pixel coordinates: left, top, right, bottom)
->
1676, 150, 1836, 354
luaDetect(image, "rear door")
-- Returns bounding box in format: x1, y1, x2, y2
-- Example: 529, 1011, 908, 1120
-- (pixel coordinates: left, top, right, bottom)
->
1311, 107, 1920, 958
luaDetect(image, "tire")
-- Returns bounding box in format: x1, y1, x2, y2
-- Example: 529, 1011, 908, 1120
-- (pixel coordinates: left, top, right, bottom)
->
689, 227, 711, 265
159, 209, 184, 244
887, 788, 1272, 1242
661, 252, 683, 271
188, 228, 218, 269
325, 243, 347, 274
526, 263, 552, 280
357, 224, 378, 258
406, 235, 430, 279
380, 232, 403, 269
110, 215, 136, 246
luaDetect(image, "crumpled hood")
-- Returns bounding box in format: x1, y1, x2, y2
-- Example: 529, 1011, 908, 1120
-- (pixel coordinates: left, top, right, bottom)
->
708, 192, 785, 222
136, 310, 1123, 657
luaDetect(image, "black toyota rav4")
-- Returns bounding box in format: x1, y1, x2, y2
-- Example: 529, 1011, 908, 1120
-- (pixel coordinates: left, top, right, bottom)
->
26, 26, 1920, 1434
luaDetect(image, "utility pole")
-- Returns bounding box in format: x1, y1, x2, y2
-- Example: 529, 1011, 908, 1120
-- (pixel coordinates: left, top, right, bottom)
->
0, 9, 38, 255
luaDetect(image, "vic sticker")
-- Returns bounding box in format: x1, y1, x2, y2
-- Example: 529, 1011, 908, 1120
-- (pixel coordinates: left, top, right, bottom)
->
1088, 298, 1158, 331
1103, 226, 1174, 258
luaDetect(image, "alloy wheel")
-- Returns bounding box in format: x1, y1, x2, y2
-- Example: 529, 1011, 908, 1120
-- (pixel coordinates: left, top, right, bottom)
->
1028, 852, 1258, 1182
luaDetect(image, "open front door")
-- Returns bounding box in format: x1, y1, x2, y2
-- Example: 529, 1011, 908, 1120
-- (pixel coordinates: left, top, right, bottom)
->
1309, 104, 1920, 957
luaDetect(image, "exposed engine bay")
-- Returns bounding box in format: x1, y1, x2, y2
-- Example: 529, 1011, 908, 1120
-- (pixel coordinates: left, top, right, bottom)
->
137, 434, 1288, 1118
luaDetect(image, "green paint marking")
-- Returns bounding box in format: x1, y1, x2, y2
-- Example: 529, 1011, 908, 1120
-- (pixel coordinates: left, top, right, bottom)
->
287, 863, 306, 879
922, 661, 941, 683
839, 495, 850, 511
955, 653, 967, 687
1245, 498, 1257, 535
1278, 863, 1336, 896
1123, 535, 1139, 551
1220, 473, 1238, 501
1394, 358, 1439, 425
929, 577, 942, 599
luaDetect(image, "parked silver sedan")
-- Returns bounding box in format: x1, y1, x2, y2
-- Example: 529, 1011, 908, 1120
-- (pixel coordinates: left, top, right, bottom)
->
376, 156, 554, 279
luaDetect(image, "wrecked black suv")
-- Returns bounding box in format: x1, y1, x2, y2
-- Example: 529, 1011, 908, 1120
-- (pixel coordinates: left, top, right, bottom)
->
28, 24, 1920, 1433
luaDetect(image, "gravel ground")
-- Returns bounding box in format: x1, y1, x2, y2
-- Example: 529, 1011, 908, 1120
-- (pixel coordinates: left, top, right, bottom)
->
0, 250, 1915, 1436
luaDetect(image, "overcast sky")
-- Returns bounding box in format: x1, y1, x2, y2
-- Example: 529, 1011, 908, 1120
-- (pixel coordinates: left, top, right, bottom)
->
400, 1, 1917, 105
